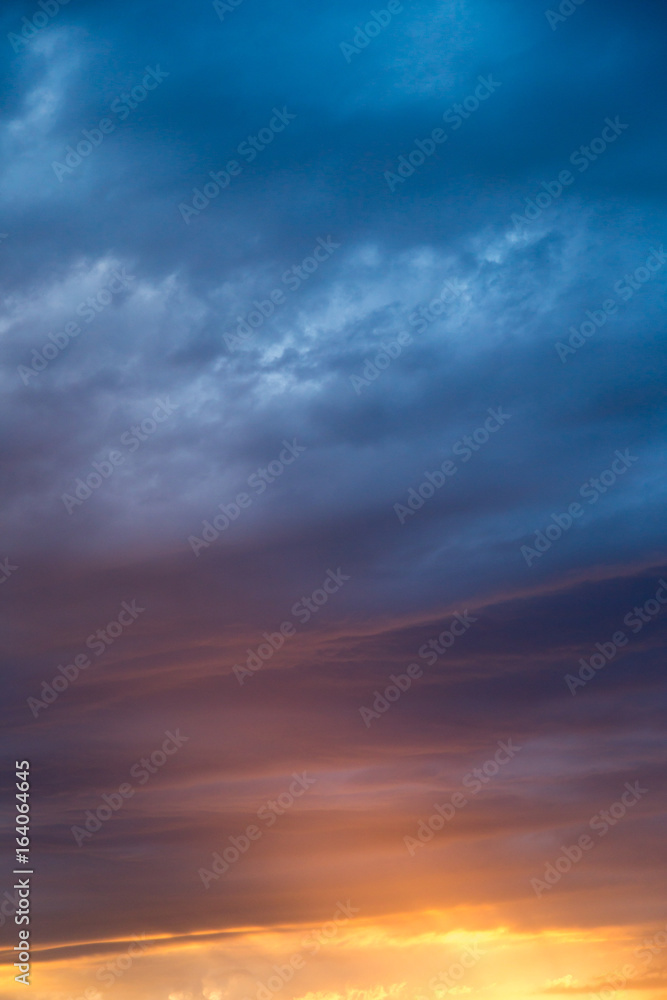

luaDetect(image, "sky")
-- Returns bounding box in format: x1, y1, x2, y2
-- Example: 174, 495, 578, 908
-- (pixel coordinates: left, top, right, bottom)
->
0, 0, 666, 998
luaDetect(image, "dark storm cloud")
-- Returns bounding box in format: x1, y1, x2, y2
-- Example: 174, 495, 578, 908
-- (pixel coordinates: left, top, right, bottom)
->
0, 0, 665, 972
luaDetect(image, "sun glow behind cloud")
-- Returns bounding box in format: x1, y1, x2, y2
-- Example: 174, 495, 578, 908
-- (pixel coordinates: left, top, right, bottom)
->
5, 910, 667, 1000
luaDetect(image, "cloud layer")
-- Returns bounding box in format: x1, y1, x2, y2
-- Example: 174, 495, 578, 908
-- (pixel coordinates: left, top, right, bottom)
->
0, 0, 666, 997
